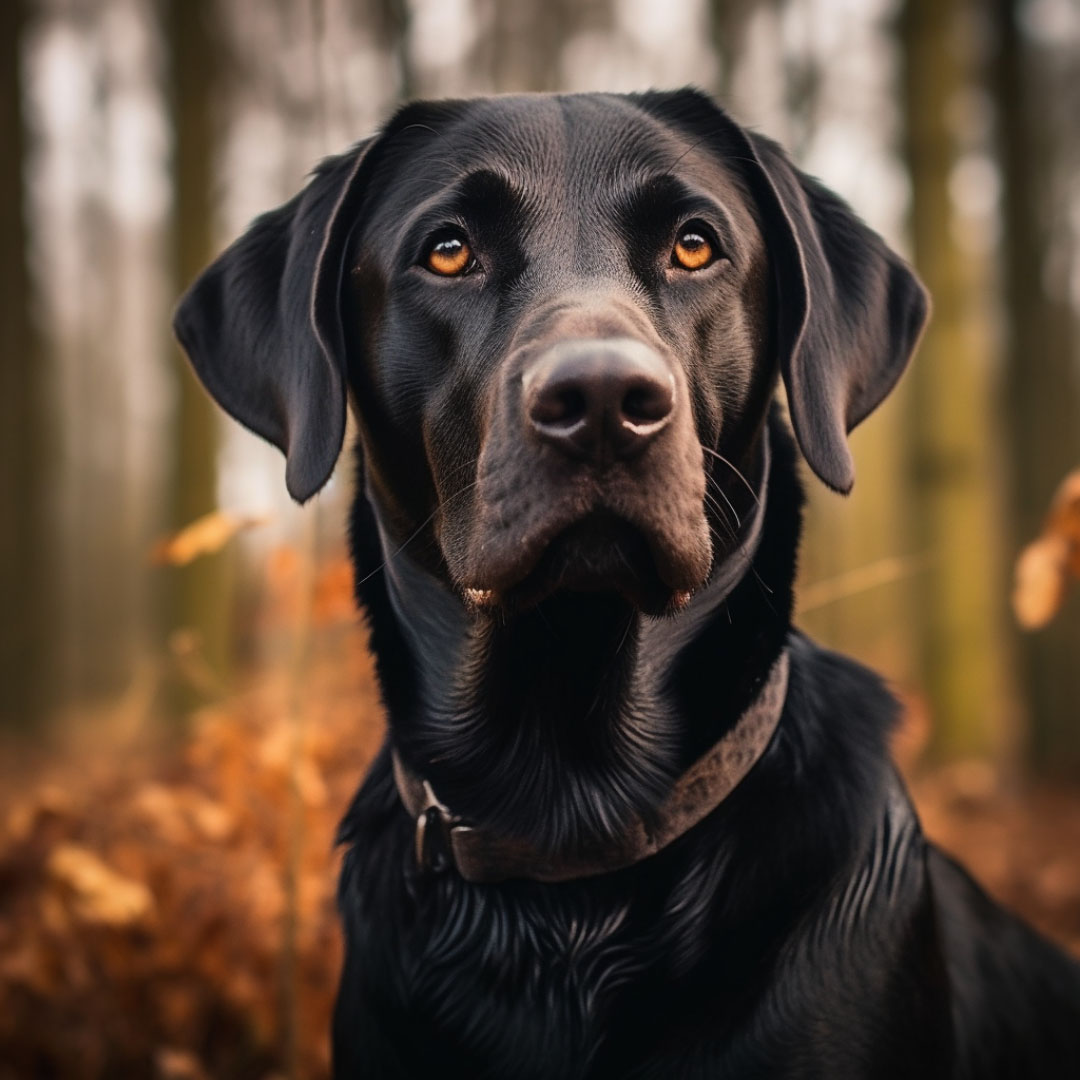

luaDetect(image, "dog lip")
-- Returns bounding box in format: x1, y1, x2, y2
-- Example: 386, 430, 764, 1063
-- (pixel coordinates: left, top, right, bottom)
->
460, 512, 709, 615
462, 586, 499, 611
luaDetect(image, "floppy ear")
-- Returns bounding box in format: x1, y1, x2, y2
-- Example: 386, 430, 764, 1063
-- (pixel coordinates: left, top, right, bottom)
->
173, 139, 374, 503
733, 129, 929, 493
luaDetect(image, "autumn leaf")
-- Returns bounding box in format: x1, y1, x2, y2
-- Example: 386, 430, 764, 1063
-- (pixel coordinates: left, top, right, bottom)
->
1013, 468, 1080, 629
1045, 470, 1080, 579
150, 510, 271, 566
48, 843, 154, 927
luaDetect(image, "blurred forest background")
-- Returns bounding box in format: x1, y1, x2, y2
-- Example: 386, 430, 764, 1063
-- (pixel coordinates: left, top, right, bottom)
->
1, 0, 1080, 1077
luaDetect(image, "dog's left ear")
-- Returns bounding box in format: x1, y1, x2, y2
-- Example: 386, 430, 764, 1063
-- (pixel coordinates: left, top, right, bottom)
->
639, 92, 927, 491
735, 129, 929, 493
173, 139, 374, 503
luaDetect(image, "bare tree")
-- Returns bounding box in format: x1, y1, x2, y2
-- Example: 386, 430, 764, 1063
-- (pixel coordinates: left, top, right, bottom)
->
900, 0, 1013, 762
993, 0, 1080, 773
708, 0, 760, 100
0, 0, 54, 728
163, 0, 233, 702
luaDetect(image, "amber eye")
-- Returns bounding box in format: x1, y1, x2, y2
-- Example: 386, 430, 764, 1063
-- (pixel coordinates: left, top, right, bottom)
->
425, 235, 474, 276
672, 227, 715, 271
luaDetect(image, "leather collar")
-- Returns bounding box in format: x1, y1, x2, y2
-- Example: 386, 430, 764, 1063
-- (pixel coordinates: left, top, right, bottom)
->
391, 648, 790, 885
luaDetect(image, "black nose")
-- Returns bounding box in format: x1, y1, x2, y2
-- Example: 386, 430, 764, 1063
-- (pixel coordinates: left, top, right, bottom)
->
525, 339, 675, 462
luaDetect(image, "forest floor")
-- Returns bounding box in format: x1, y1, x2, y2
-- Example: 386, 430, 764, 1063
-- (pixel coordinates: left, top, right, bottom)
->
2, 553, 1080, 1080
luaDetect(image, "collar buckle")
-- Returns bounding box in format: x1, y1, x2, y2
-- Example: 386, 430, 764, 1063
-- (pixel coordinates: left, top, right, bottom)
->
414, 780, 457, 874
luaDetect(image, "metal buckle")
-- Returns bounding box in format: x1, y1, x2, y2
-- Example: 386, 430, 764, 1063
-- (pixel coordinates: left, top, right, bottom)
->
414, 780, 456, 874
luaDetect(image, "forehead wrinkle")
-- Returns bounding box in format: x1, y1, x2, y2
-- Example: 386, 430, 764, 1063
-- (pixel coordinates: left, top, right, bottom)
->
392, 100, 568, 236
387, 95, 682, 238
457, 97, 568, 179
556, 98, 692, 227
597, 102, 762, 265
600, 98, 759, 247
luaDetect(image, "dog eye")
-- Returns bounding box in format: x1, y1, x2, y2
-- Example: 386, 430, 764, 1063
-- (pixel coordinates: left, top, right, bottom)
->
425, 234, 475, 277
672, 226, 716, 271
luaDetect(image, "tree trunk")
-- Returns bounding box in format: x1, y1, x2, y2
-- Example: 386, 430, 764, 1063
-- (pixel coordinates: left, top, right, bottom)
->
899, 0, 1014, 763
993, 0, 1080, 776
164, 0, 232, 707
707, 0, 759, 101
373, 0, 415, 100
0, 0, 54, 729
478, 0, 603, 93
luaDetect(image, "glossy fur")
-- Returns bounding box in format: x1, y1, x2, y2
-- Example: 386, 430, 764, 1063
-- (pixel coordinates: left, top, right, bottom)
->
174, 90, 1080, 1078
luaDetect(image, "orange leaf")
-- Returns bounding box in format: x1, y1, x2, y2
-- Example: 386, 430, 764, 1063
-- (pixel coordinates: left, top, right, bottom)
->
1013, 467, 1080, 629
1013, 536, 1069, 630
1043, 469, 1080, 579
48, 843, 154, 927
150, 511, 271, 566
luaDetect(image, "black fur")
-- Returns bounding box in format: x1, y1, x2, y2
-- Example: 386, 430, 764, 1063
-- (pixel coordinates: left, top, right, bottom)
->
174, 89, 1080, 1078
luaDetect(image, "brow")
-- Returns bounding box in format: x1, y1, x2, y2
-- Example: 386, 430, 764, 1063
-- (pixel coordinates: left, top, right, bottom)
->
619, 173, 737, 242
394, 168, 529, 260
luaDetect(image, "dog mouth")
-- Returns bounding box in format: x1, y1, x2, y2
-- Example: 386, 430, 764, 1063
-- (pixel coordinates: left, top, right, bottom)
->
463, 514, 696, 617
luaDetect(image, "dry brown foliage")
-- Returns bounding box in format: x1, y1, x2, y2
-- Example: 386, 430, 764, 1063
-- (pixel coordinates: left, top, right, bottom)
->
2, 551, 1079, 1078
150, 512, 273, 567
0, 552, 383, 1080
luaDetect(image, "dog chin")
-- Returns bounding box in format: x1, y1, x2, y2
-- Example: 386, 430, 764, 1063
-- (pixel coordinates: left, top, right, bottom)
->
462, 516, 703, 618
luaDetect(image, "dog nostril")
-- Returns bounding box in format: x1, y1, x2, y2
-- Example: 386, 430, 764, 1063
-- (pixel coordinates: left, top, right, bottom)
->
532, 386, 587, 427
622, 381, 673, 424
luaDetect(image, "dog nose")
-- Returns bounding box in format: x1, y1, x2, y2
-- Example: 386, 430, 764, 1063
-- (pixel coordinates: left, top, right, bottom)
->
525, 339, 675, 461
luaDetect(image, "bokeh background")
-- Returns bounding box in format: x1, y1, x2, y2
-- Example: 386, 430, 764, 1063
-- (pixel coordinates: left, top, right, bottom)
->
2, 0, 1079, 1077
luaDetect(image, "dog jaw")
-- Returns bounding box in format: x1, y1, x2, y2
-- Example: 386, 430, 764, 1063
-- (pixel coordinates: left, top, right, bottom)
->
452, 459, 713, 615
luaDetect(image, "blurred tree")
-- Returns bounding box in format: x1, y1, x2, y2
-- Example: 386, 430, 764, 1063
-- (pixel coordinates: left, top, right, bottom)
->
993, 0, 1080, 775
163, 0, 233, 706
0, 0, 54, 728
472, 0, 610, 92
900, 0, 1013, 762
373, 0, 415, 99
708, 0, 759, 100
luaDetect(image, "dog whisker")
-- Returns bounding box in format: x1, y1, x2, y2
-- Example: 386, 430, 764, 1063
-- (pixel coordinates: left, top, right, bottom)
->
702, 490, 739, 541
703, 479, 741, 531
353, 473, 481, 591
700, 445, 760, 506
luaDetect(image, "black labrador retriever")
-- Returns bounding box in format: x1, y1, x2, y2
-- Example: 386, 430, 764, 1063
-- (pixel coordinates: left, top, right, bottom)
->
175, 89, 1080, 1078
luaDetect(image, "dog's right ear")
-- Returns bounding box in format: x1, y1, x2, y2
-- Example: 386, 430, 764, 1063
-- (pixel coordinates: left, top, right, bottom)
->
173, 139, 374, 503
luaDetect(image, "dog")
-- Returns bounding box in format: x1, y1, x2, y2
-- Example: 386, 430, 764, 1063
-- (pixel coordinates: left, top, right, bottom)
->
175, 89, 1080, 1078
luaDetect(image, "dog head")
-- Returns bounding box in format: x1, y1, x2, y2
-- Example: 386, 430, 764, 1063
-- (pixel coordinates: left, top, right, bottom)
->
175, 89, 926, 617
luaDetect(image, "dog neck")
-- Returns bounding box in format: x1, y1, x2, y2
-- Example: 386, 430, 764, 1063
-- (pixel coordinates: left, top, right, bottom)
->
353, 413, 800, 858
389, 647, 788, 883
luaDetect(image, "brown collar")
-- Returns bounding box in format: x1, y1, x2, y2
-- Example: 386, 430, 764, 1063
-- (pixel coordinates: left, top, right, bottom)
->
391, 649, 790, 884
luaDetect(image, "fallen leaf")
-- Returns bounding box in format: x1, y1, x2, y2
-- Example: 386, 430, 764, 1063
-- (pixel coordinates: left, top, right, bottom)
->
1013, 535, 1070, 630
48, 843, 154, 927
132, 784, 191, 844
155, 1047, 209, 1080
1045, 470, 1080, 578
186, 794, 235, 842
1014, 467, 1080, 629
150, 511, 271, 566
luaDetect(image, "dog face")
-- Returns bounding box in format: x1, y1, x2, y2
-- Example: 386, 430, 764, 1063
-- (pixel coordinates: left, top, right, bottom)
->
175, 90, 927, 616
348, 94, 775, 615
